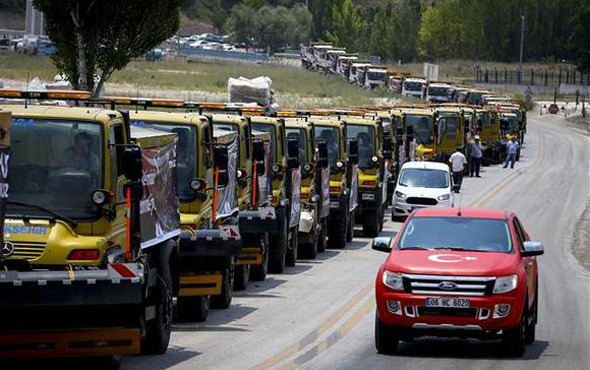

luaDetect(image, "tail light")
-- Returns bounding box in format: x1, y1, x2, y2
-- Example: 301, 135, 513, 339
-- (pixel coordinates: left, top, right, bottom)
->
330, 186, 342, 193
362, 180, 377, 187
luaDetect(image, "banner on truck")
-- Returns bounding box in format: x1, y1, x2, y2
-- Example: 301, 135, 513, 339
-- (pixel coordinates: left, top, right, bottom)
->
139, 141, 181, 249
289, 167, 301, 228
216, 138, 239, 219
349, 165, 358, 212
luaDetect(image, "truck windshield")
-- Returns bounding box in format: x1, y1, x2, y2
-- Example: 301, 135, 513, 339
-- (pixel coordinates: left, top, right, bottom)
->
504, 117, 517, 131
428, 87, 449, 96
8, 118, 102, 220
398, 168, 448, 188
131, 121, 197, 201
251, 123, 278, 164
367, 72, 386, 81
406, 115, 433, 145
314, 126, 340, 172
398, 217, 513, 253
346, 124, 375, 169
286, 128, 308, 164
404, 82, 423, 92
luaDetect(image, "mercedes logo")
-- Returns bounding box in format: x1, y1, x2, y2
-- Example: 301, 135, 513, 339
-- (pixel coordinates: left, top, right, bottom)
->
438, 281, 457, 290
1, 241, 14, 256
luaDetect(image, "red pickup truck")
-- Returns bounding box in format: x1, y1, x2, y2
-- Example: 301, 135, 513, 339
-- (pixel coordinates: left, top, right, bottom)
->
373, 207, 543, 356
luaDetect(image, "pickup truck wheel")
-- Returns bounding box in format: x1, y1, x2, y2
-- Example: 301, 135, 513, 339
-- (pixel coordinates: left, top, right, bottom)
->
234, 265, 250, 291
141, 270, 173, 355
268, 222, 288, 273
363, 207, 381, 237
502, 307, 527, 357
375, 313, 399, 354
176, 295, 210, 322
346, 211, 355, 242
286, 227, 298, 267
250, 234, 269, 281
328, 217, 347, 249
525, 296, 538, 344
317, 218, 327, 253
210, 267, 233, 309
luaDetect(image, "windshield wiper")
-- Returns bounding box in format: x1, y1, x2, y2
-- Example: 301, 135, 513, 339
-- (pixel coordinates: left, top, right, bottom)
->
7, 201, 78, 227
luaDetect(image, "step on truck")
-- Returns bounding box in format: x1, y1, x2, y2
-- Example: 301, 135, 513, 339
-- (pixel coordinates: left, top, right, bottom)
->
311, 112, 359, 248
0, 92, 181, 359
284, 116, 330, 259
127, 109, 241, 322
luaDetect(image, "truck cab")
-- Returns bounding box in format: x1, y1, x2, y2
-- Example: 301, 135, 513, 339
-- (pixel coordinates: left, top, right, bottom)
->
427, 83, 456, 103
400, 108, 436, 161
365, 68, 388, 89
433, 106, 466, 162
402, 78, 427, 100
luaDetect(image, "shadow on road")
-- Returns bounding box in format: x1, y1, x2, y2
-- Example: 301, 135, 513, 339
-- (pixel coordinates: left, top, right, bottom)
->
395, 338, 549, 360
124, 346, 201, 370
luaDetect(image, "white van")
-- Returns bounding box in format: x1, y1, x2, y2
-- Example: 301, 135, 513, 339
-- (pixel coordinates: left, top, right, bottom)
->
392, 161, 454, 219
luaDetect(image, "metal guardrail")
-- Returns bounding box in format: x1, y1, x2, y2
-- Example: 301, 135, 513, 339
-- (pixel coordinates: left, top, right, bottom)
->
179, 47, 270, 62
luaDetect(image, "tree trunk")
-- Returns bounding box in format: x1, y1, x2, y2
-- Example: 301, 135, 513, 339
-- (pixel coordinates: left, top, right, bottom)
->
75, 30, 88, 91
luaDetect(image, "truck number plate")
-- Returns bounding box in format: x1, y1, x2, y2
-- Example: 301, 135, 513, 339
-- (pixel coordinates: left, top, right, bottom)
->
330, 201, 340, 209
425, 297, 470, 308
362, 193, 375, 201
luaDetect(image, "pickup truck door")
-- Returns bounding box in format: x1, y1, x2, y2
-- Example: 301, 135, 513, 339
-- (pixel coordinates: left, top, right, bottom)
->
514, 217, 537, 309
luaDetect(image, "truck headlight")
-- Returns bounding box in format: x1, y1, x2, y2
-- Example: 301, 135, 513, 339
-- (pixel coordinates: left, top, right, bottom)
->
493, 274, 518, 294
437, 194, 450, 201
382, 271, 404, 291
372, 156, 379, 163
395, 191, 406, 199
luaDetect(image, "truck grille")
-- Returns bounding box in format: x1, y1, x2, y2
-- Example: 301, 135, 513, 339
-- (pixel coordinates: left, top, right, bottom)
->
9, 242, 46, 260
402, 273, 495, 296
406, 197, 437, 206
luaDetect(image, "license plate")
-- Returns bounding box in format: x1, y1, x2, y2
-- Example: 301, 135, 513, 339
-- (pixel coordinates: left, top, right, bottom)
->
330, 201, 340, 209
362, 193, 375, 200
425, 297, 470, 308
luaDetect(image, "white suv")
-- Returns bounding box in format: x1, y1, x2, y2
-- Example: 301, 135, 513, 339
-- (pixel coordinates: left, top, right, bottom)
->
392, 161, 454, 219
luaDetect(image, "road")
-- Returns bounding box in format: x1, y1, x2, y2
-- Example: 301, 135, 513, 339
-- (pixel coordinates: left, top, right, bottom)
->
121, 111, 589, 370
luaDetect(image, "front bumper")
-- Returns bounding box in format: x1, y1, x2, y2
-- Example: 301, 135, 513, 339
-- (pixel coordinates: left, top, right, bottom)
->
377, 292, 521, 338
179, 226, 242, 257
392, 198, 452, 217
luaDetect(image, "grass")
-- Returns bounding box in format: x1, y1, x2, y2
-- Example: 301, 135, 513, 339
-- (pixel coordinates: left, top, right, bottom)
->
0, 52, 396, 109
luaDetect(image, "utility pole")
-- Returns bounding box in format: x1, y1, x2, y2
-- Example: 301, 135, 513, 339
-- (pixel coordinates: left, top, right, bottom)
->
519, 15, 525, 84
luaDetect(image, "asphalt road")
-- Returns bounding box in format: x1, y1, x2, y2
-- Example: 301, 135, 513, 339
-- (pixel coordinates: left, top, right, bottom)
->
119, 111, 589, 370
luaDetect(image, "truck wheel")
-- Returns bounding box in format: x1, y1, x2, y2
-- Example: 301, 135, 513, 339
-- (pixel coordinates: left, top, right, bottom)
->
375, 313, 399, 354
286, 227, 298, 267
317, 218, 327, 253
268, 221, 288, 273
525, 296, 538, 344
176, 295, 210, 322
502, 307, 527, 357
328, 217, 347, 249
142, 269, 173, 355
210, 267, 233, 309
346, 211, 355, 242
250, 234, 269, 281
233, 265, 250, 291
363, 206, 381, 237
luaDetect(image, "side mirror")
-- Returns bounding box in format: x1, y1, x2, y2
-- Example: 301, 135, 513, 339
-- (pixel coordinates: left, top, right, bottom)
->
348, 139, 359, 165
406, 126, 414, 142
521, 241, 544, 257
213, 145, 230, 186
252, 139, 265, 162
382, 135, 393, 160
395, 127, 403, 145
317, 140, 329, 169
452, 184, 460, 193
122, 146, 142, 181
190, 178, 206, 192
372, 237, 393, 253
287, 138, 300, 169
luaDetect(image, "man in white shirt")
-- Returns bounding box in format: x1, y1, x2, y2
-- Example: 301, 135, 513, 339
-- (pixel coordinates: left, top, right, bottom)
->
469, 135, 484, 177
503, 137, 520, 169
448, 146, 467, 189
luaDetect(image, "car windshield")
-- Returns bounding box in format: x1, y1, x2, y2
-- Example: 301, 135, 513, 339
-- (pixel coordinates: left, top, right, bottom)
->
406, 114, 433, 145
367, 72, 386, 81
314, 126, 340, 172
251, 123, 278, 164
347, 124, 375, 169
398, 168, 449, 188
398, 217, 513, 253
404, 82, 423, 91
286, 128, 308, 164
8, 118, 102, 220
131, 121, 197, 201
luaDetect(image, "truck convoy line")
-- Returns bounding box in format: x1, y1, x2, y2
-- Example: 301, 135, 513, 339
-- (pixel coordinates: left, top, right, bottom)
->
0, 88, 528, 363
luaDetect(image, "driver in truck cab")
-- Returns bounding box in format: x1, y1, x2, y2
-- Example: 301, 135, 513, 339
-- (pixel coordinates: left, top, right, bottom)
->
58, 131, 100, 182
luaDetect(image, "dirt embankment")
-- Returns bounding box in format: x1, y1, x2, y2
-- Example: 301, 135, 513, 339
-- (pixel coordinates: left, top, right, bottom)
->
572, 198, 590, 272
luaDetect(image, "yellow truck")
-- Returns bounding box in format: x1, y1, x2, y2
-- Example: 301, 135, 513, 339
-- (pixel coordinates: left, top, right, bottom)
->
0, 90, 191, 358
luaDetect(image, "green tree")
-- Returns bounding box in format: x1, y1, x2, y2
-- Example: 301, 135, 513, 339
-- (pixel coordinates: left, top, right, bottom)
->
35, 0, 181, 96
327, 0, 365, 51
568, 4, 590, 72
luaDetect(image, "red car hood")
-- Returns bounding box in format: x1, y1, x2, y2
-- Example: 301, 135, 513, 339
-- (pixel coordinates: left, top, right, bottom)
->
386, 250, 519, 276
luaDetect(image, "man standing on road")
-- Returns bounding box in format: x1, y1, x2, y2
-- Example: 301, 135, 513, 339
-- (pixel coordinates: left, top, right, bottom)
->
449, 146, 467, 189
503, 137, 520, 169
469, 135, 484, 177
